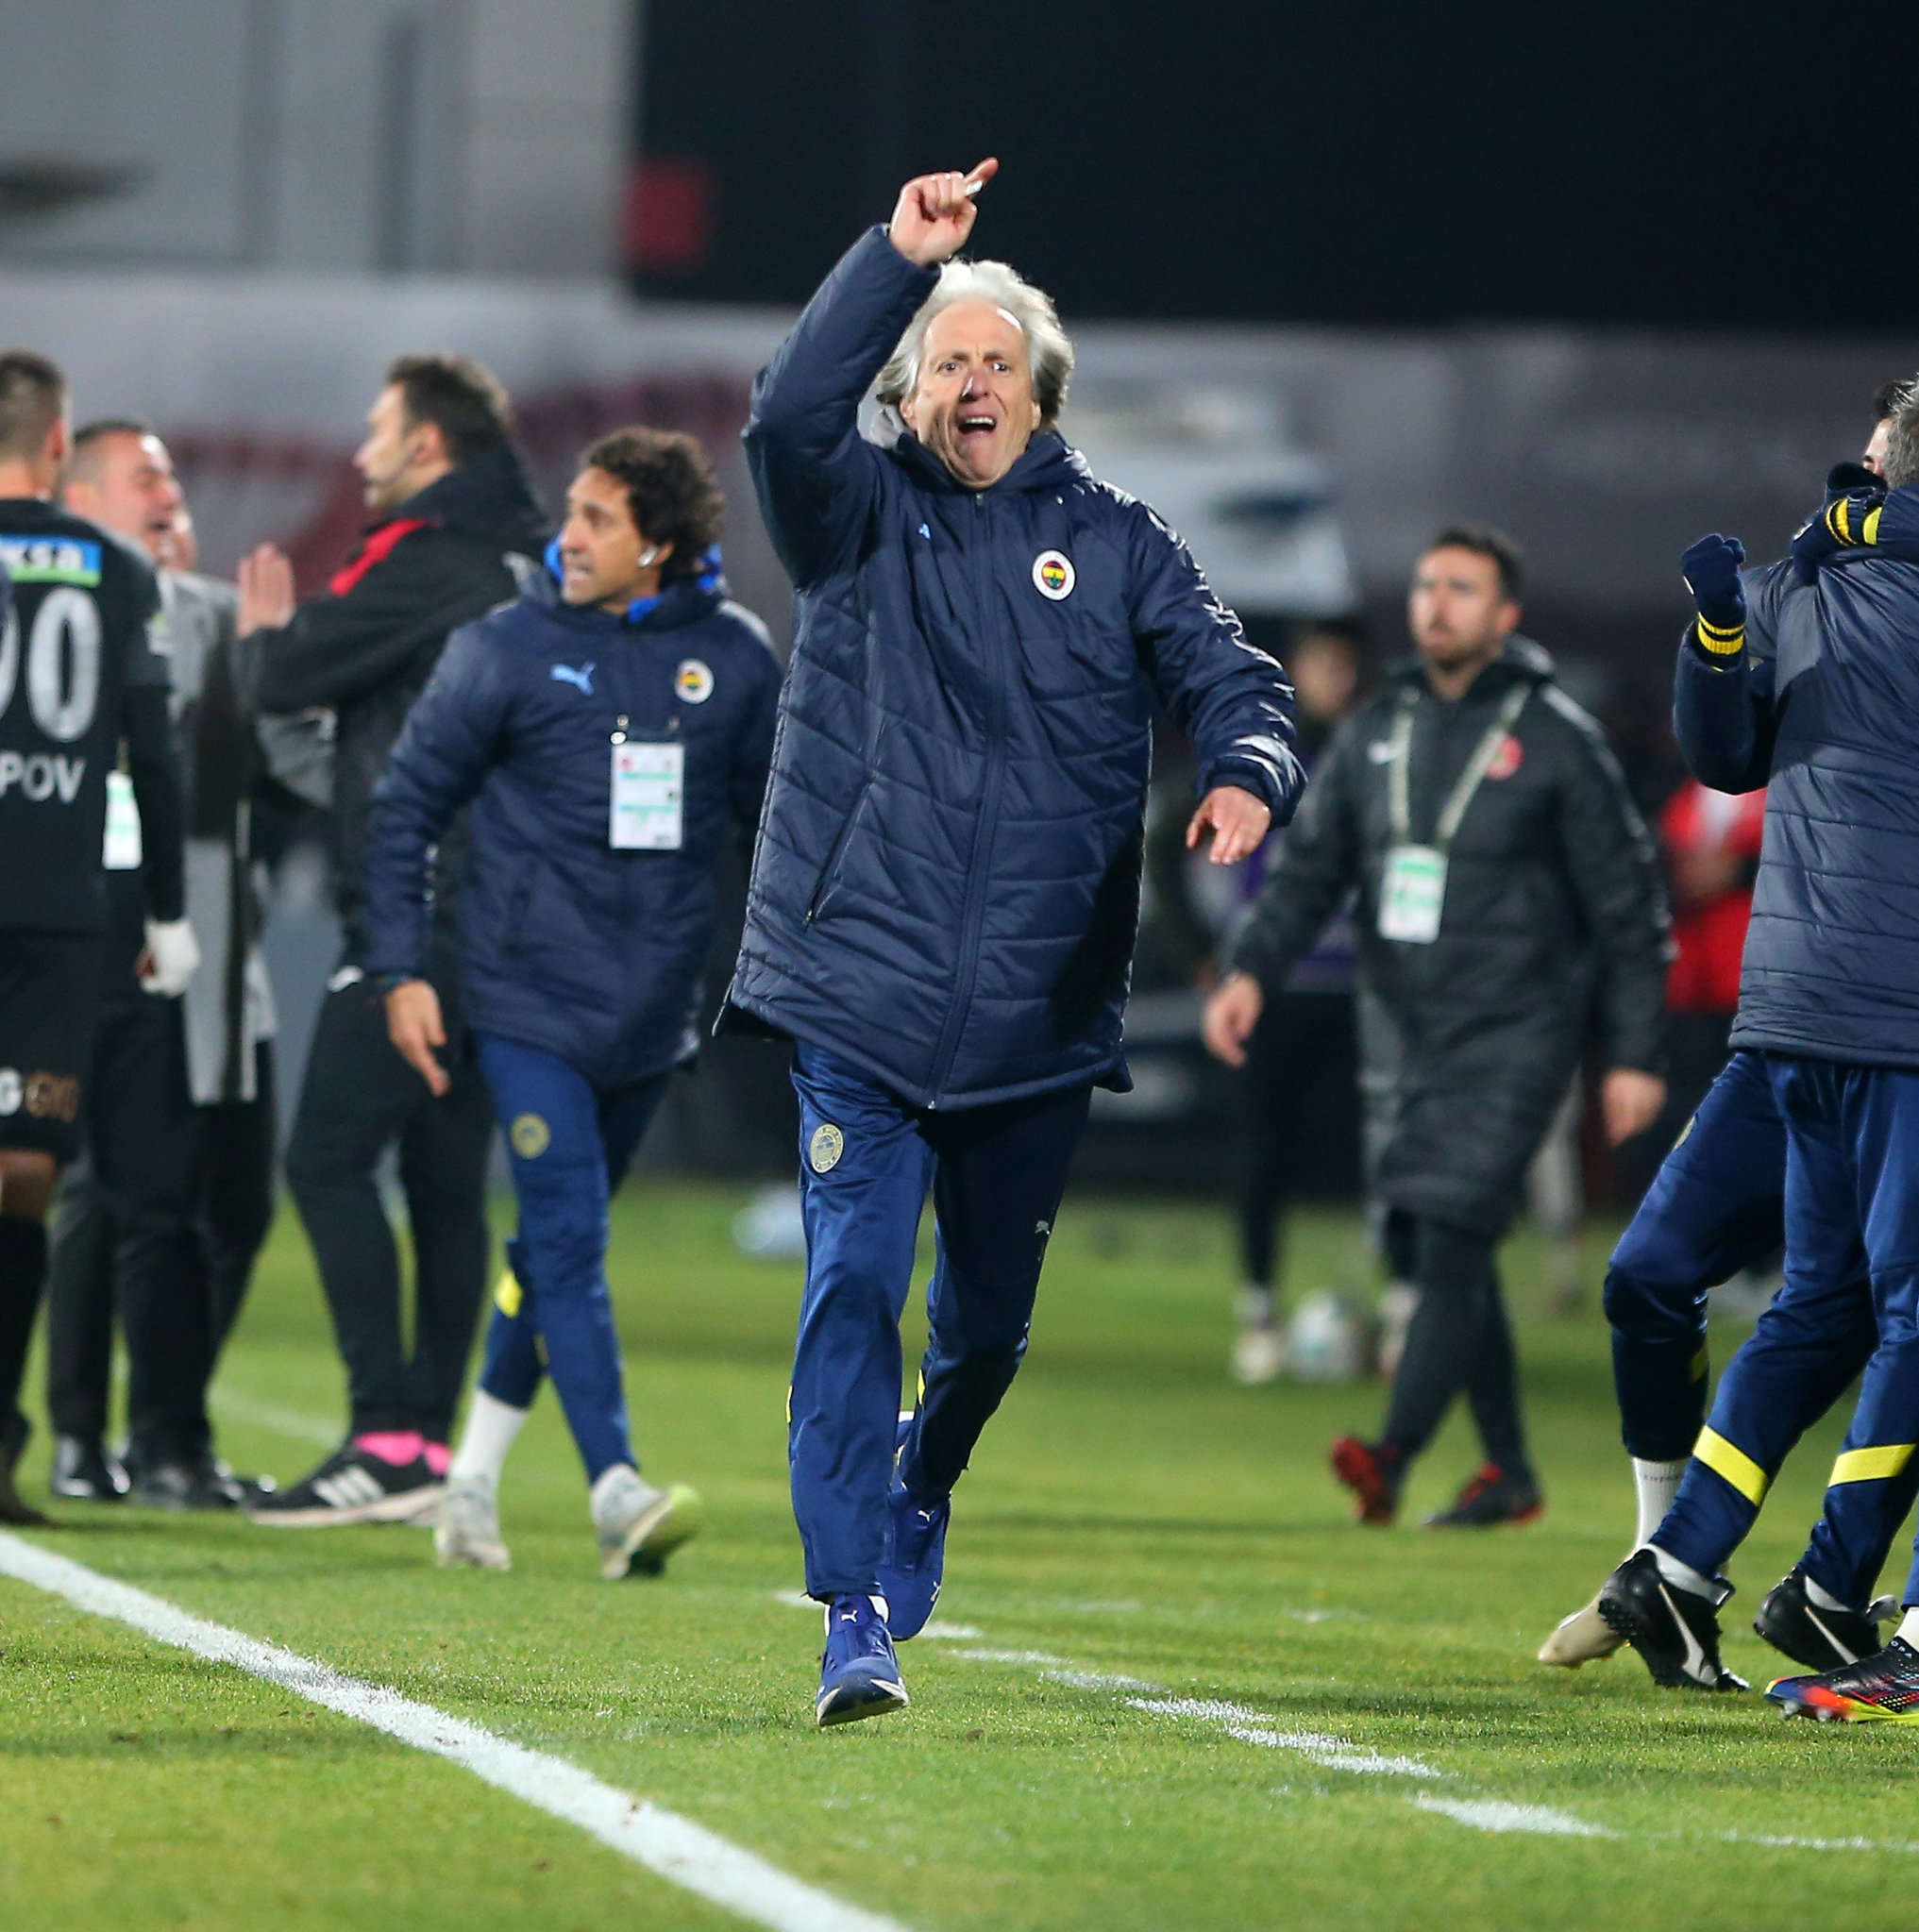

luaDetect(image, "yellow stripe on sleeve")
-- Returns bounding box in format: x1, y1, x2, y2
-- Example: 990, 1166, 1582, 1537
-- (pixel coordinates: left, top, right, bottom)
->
1829, 1443, 1916, 1487
1692, 1426, 1770, 1504
493, 1267, 522, 1318
1864, 504, 1883, 545
1695, 616, 1745, 657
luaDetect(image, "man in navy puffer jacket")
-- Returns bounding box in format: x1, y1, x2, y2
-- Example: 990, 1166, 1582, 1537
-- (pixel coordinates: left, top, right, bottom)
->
1605, 383, 1919, 1721
721, 160, 1302, 1726
362, 428, 781, 1580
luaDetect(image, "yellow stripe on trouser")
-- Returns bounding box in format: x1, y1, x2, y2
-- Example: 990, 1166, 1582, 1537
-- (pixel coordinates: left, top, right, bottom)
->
1692, 1426, 1770, 1505
1829, 1443, 1917, 1487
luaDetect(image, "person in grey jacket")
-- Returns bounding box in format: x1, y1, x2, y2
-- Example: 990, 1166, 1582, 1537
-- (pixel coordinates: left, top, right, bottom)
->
44, 419, 313, 1506
1205, 524, 1670, 1528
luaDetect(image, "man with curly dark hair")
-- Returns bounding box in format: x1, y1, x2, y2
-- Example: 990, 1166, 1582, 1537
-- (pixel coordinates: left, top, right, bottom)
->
360, 427, 782, 1578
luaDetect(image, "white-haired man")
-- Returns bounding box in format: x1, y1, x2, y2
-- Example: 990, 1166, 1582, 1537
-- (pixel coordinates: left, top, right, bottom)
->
721, 160, 1303, 1725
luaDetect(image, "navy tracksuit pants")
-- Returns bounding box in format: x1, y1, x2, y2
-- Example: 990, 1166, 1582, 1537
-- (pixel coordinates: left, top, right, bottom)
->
1651, 1054, 1919, 1604
788, 1045, 1091, 1601
472, 1032, 668, 1484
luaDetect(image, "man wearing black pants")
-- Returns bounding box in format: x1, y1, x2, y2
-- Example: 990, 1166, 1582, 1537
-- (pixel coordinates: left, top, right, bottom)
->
0, 353, 194, 1522
1206, 526, 1670, 1526
43, 420, 289, 1506
242, 355, 547, 1525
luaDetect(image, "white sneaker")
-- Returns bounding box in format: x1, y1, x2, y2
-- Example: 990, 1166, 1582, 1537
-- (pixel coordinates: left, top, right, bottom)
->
435, 1474, 511, 1571
1231, 1321, 1286, 1384
589, 1464, 705, 1581
1538, 1593, 1624, 1667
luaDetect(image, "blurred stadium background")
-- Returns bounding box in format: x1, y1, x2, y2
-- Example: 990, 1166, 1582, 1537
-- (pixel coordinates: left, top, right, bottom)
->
0, 0, 1904, 1202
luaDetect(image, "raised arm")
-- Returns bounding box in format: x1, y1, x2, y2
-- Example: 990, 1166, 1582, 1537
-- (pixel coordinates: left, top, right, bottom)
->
1671, 536, 1783, 794
742, 162, 993, 587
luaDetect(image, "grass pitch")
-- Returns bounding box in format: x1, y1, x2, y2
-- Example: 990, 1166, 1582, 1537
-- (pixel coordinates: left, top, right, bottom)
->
4, 1180, 1917, 1931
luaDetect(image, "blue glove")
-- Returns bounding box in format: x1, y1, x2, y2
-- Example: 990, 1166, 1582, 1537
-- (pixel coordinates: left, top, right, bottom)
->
1680, 532, 1747, 651
1791, 488, 1884, 585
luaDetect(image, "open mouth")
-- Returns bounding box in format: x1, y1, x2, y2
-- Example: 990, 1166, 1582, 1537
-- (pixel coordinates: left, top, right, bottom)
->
955, 412, 997, 440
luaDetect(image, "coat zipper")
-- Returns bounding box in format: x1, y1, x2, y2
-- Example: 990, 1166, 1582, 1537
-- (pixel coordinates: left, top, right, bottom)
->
925, 492, 1007, 1104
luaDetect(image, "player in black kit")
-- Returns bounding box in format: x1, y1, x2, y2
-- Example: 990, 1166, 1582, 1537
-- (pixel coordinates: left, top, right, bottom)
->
0, 350, 191, 1522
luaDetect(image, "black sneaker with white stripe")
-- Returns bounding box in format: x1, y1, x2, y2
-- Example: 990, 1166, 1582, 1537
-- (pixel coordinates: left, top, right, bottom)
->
1754, 1568, 1895, 1674
245, 1442, 442, 1527
1597, 1547, 1747, 1691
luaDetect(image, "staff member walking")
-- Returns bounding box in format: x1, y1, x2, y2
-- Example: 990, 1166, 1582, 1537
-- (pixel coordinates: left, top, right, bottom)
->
726, 160, 1301, 1726
1206, 525, 1669, 1528
363, 428, 781, 1577
243, 355, 547, 1526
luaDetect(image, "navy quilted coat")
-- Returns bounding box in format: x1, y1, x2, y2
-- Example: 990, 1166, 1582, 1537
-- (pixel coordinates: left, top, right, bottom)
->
1675, 485, 1919, 1068
722, 228, 1303, 1109
362, 571, 782, 1085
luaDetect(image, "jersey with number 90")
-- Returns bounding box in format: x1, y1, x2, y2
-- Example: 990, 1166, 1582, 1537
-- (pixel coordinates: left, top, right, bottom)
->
0, 498, 168, 932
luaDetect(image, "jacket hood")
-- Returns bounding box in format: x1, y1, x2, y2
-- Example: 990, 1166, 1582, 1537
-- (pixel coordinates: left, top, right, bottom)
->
1385, 632, 1557, 695
886, 426, 1089, 497
396, 444, 549, 551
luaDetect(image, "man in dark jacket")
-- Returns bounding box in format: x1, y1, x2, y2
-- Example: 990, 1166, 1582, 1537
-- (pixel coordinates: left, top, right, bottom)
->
724, 160, 1301, 1727
1206, 525, 1670, 1529
363, 427, 780, 1579
1544, 395, 1906, 1682
1605, 390, 1919, 1720
242, 354, 548, 1527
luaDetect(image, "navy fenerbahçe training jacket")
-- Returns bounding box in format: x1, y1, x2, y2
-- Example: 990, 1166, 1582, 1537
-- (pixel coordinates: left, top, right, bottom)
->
362, 563, 782, 1086
1675, 483, 1919, 1070
721, 227, 1304, 1110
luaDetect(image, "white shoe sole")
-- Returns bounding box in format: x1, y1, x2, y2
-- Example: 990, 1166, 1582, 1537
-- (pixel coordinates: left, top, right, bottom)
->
598, 1483, 704, 1581
247, 1482, 445, 1530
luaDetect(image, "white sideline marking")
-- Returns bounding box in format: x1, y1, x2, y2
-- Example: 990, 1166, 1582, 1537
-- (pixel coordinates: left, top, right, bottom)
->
917, 1622, 984, 1641
954, 1648, 1067, 1667
1130, 1697, 1444, 1780
210, 1384, 340, 1446
1041, 1669, 1161, 1692
0, 1534, 912, 1932
1717, 1831, 1919, 1855
1415, 1795, 1613, 1839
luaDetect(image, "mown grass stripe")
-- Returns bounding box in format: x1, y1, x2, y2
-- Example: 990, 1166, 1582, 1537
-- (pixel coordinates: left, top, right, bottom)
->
0, 1532, 912, 1932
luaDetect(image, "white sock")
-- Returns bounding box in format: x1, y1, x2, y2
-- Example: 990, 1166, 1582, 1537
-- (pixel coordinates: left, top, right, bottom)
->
1898, 1608, 1919, 1648
1804, 1574, 1851, 1614
1648, 1544, 1718, 1600
448, 1390, 530, 1486
1631, 1457, 1686, 1549
1237, 1285, 1275, 1328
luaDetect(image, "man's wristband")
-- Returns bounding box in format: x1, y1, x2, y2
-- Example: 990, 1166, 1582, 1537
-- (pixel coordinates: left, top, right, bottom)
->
1693, 614, 1745, 657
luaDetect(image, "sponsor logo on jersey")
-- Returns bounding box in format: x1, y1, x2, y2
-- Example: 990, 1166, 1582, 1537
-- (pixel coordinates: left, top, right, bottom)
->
0, 535, 102, 586
809, 1123, 845, 1173
1032, 549, 1075, 600
0, 752, 84, 802
551, 661, 596, 696
675, 659, 715, 704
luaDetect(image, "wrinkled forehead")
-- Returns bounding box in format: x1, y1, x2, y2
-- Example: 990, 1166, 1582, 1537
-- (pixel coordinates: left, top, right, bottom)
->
920, 299, 1031, 368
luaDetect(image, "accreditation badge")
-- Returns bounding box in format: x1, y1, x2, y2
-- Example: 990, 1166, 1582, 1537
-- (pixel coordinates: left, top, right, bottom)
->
610, 741, 685, 849
1377, 844, 1447, 944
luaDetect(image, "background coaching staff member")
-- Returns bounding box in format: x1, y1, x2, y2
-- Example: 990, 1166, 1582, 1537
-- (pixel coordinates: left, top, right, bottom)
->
1206, 526, 1670, 1530
0, 350, 192, 1523
241, 354, 547, 1525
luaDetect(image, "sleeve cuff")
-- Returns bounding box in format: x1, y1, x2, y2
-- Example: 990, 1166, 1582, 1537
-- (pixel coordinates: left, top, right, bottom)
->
1693, 615, 1745, 657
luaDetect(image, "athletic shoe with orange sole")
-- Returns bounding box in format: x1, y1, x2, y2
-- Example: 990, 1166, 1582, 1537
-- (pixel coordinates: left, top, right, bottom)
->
1767, 1635, 1919, 1722
1329, 1436, 1402, 1524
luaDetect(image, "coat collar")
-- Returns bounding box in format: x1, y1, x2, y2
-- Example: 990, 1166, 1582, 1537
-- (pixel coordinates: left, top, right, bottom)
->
884, 426, 1088, 497
1385, 632, 1557, 699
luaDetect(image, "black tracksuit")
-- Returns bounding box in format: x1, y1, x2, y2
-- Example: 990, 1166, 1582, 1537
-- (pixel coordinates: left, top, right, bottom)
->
1228, 638, 1669, 1471
256, 446, 547, 1443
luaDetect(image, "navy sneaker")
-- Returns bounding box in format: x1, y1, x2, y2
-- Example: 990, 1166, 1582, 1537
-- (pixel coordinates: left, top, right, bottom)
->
816, 1593, 909, 1728
879, 1412, 949, 1640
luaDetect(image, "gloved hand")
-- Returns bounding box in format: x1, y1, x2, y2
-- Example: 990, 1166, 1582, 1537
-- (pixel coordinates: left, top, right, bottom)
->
1681, 532, 1748, 655
1791, 488, 1884, 585
139, 917, 200, 999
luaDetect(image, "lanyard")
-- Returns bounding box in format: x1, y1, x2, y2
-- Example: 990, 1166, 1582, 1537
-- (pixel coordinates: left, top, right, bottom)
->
1387, 681, 1531, 850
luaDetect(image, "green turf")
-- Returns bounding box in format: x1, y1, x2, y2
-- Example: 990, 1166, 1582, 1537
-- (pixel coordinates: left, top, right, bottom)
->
4, 1183, 1917, 1931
